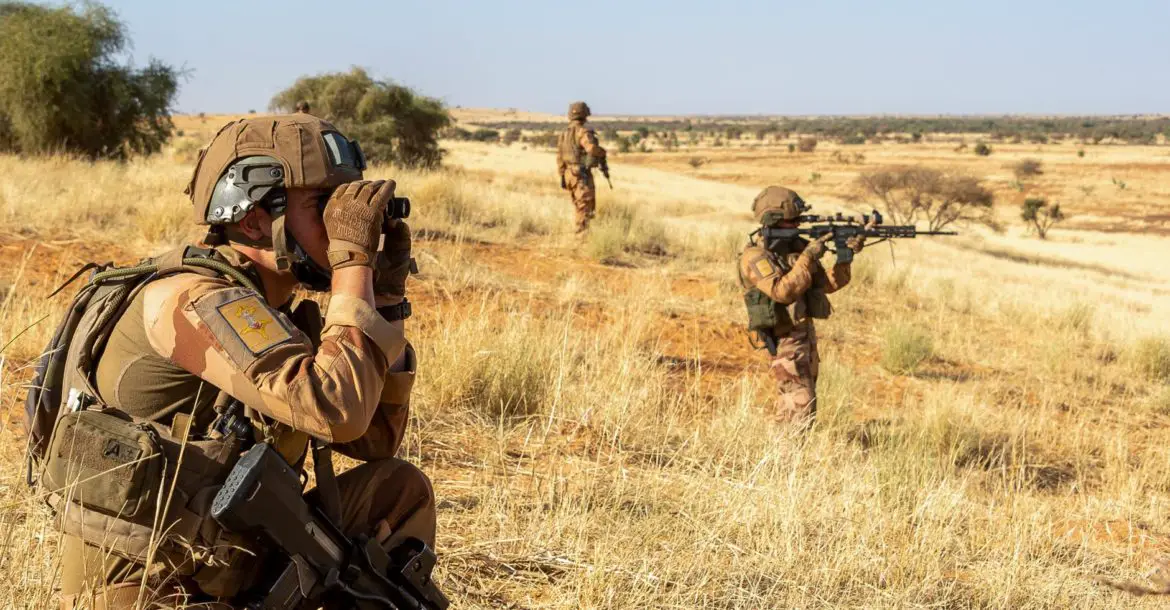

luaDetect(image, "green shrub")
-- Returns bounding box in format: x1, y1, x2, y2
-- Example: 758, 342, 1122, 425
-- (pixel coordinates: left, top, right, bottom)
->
1020, 197, 1065, 239
271, 67, 450, 168
523, 132, 557, 148
1011, 158, 1043, 179
470, 128, 500, 143
798, 137, 818, 153
973, 142, 992, 156
880, 323, 934, 375
0, 2, 178, 159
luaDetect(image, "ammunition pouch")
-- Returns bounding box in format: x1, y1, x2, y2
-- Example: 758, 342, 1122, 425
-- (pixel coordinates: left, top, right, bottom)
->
44, 410, 164, 522
805, 289, 833, 320
43, 408, 261, 595
744, 287, 793, 336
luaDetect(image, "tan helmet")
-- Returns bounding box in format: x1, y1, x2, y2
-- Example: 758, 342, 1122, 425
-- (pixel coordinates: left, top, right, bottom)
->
185, 114, 365, 225
568, 101, 591, 121
751, 186, 809, 224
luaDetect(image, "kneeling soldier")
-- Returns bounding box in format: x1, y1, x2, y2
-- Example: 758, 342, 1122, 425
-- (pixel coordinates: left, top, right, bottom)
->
27, 115, 436, 608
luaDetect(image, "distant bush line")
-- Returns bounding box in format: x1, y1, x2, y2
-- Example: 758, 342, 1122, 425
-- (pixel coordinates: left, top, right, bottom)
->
470, 116, 1170, 146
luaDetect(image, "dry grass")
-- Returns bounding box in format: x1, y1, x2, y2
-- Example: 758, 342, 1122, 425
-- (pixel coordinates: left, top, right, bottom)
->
1, 127, 1169, 608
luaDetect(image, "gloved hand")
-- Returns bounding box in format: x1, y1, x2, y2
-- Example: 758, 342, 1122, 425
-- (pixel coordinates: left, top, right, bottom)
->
323, 180, 395, 270
845, 219, 877, 254
803, 233, 833, 260
373, 219, 413, 299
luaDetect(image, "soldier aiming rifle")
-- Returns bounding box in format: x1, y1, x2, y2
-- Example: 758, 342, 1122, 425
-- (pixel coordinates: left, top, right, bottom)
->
737, 186, 955, 423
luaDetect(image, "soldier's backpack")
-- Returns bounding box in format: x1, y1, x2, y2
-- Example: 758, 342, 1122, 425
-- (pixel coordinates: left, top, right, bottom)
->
23, 246, 258, 483
21, 246, 272, 596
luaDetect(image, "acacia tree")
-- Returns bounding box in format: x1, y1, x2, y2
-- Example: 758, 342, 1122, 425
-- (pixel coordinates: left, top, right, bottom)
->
1021, 198, 1065, 239
0, 2, 178, 159
271, 68, 451, 168
856, 167, 996, 231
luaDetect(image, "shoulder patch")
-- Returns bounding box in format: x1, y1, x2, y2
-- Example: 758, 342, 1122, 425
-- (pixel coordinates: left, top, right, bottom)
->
751, 257, 778, 278
192, 286, 298, 370
218, 295, 291, 354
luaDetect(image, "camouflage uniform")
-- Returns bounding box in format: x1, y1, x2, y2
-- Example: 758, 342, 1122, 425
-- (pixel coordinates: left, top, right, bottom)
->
557, 101, 606, 232
737, 186, 860, 421
54, 116, 432, 609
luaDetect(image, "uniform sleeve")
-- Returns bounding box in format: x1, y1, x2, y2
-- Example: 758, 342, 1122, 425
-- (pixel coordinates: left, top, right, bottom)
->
331, 342, 415, 461
578, 127, 606, 159
739, 247, 815, 305
821, 262, 852, 294
142, 274, 405, 443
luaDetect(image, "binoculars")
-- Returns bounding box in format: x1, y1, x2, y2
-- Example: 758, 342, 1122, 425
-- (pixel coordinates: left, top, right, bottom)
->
386, 196, 411, 220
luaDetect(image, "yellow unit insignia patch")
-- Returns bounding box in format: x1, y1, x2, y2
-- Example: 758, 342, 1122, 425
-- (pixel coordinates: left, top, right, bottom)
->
217, 295, 291, 354
752, 257, 777, 278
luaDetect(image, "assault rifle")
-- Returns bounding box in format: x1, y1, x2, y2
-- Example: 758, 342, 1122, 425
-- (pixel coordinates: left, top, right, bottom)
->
756, 210, 956, 264
598, 157, 613, 189
212, 442, 449, 610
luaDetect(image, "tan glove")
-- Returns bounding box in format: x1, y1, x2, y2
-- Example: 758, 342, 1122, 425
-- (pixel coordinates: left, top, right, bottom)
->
323, 180, 395, 270
373, 219, 413, 299
802, 233, 833, 260
845, 220, 877, 254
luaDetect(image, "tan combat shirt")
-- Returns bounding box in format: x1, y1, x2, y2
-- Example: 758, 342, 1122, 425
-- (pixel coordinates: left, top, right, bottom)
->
95, 247, 406, 451
738, 240, 852, 333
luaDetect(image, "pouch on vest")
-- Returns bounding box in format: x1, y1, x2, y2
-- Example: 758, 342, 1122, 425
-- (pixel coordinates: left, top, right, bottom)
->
43, 409, 164, 521
805, 290, 833, 320
744, 288, 794, 335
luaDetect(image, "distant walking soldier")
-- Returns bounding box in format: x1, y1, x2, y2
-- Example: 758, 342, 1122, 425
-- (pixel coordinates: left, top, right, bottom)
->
737, 186, 868, 422
294, 100, 311, 113
556, 101, 607, 232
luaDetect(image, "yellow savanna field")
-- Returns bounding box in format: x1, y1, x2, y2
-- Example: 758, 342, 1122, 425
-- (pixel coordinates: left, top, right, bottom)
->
2, 113, 1170, 608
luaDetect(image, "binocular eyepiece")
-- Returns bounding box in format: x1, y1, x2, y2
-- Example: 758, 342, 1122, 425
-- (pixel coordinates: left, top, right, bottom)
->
386, 196, 411, 220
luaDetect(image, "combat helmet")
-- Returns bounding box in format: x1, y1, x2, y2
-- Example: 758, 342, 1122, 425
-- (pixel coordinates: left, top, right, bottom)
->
186, 114, 365, 226
184, 114, 367, 288
568, 101, 591, 121
751, 186, 808, 225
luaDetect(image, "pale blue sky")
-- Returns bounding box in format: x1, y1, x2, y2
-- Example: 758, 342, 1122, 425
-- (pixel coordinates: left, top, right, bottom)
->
103, 0, 1168, 115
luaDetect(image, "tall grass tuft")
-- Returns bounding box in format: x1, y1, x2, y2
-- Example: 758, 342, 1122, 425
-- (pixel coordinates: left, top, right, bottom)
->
880, 322, 934, 374
1131, 337, 1170, 383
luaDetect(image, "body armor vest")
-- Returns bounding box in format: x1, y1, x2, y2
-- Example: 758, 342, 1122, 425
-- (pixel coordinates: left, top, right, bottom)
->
740, 235, 832, 340
556, 122, 585, 173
